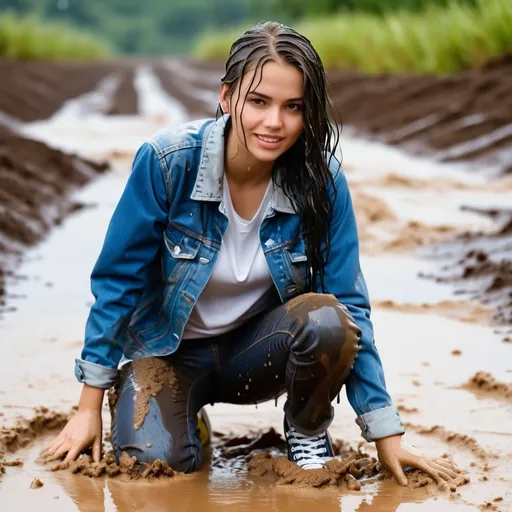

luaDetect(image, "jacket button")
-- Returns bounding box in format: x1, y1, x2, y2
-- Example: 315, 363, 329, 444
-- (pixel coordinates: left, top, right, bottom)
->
199, 257, 209, 264
75, 365, 85, 382
173, 245, 181, 255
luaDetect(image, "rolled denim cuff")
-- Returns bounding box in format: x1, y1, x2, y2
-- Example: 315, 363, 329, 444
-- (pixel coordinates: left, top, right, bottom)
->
355, 405, 405, 442
74, 358, 119, 389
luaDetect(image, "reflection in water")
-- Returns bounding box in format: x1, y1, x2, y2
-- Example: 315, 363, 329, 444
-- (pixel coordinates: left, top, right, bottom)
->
45, 457, 473, 512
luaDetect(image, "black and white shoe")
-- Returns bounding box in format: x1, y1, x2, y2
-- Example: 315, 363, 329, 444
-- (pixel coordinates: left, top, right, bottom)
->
284, 417, 335, 470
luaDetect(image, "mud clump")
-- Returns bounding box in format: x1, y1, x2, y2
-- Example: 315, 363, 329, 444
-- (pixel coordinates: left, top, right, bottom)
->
132, 358, 177, 430
462, 371, 512, 402
29, 477, 44, 489
248, 452, 361, 487
48, 451, 179, 480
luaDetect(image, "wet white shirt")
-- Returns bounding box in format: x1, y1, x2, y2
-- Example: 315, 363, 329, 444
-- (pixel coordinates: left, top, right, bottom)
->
182, 175, 274, 339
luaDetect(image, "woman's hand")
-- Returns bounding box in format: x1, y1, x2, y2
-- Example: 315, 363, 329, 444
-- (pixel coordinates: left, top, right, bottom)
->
375, 434, 469, 491
42, 385, 106, 463
42, 409, 103, 462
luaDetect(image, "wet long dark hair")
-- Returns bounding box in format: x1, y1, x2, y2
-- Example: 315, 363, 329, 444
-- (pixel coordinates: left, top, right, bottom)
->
218, 21, 342, 291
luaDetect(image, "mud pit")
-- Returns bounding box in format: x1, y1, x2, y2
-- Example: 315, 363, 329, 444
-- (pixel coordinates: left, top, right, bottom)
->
0, 57, 511, 511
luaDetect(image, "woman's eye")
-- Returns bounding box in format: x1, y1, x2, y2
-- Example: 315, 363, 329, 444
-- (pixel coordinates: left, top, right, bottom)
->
287, 103, 302, 111
251, 98, 265, 105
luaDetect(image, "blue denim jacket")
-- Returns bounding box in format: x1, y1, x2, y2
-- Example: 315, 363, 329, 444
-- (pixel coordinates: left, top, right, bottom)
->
75, 115, 404, 442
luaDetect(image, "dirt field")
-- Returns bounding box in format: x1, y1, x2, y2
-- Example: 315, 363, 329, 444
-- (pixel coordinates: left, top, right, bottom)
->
0, 56, 510, 511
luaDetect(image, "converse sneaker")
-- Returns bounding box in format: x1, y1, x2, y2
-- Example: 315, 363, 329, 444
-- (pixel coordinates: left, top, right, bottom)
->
284, 417, 334, 469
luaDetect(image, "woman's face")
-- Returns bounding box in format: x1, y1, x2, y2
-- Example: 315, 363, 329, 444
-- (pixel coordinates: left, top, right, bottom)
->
220, 60, 305, 165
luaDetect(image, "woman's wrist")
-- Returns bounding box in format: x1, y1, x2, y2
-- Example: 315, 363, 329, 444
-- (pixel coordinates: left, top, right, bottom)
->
78, 384, 106, 412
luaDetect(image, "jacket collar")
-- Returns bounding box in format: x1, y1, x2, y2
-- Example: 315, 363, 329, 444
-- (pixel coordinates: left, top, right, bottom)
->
190, 114, 296, 214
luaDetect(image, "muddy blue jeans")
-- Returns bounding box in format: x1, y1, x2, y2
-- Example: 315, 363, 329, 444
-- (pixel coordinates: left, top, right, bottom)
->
110, 293, 361, 473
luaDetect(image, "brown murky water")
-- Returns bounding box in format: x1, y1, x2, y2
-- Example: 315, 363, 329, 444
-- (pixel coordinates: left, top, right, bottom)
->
1, 67, 511, 511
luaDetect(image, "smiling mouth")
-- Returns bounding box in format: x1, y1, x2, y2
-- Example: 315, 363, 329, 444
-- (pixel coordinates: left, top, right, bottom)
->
255, 134, 284, 143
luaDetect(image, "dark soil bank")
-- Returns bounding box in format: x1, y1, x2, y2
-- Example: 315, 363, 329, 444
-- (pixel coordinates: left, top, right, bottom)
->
0, 126, 109, 304
0, 59, 139, 123
327, 54, 512, 173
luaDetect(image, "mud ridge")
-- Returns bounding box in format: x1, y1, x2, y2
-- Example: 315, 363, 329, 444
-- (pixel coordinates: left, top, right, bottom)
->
404, 423, 492, 460
420, 208, 511, 334
0, 126, 109, 306
0, 406, 73, 476
327, 54, 512, 174
373, 299, 491, 324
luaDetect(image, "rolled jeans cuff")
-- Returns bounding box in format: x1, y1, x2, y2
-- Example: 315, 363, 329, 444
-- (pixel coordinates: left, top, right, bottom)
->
74, 358, 119, 389
355, 405, 405, 442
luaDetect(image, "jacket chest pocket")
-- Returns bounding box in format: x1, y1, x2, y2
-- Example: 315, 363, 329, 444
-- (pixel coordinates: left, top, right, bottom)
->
283, 237, 309, 295
163, 228, 202, 287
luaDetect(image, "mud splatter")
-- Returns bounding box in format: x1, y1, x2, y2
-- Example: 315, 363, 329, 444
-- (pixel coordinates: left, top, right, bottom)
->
284, 292, 337, 313
132, 358, 177, 430
461, 371, 512, 403
107, 386, 118, 417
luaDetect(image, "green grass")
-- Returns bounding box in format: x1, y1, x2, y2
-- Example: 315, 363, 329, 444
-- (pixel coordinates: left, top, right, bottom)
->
0, 11, 112, 60
194, 0, 512, 74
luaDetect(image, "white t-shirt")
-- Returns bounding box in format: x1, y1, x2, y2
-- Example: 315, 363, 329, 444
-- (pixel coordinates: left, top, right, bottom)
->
182, 175, 274, 339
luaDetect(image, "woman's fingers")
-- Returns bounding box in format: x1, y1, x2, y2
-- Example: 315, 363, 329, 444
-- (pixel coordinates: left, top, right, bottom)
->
385, 458, 409, 486
417, 459, 457, 492
41, 434, 65, 457
428, 460, 461, 480
432, 457, 463, 474
92, 438, 101, 463
45, 442, 71, 462
65, 443, 83, 462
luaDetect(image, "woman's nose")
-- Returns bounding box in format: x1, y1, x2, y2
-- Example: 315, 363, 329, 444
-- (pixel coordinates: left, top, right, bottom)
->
264, 107, 283, 129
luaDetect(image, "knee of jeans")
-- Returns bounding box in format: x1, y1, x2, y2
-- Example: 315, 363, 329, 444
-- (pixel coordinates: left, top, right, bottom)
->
290, 294, 360, 366
115, 443, 201, 474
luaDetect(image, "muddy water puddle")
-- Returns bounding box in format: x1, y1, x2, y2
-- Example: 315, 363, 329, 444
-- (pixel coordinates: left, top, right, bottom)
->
1, 72, 511, 510
0, 433, 481, 512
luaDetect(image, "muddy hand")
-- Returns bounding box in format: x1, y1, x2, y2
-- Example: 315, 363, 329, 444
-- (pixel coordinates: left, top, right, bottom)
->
41, 409, 103, 463
375, 435, 468, 491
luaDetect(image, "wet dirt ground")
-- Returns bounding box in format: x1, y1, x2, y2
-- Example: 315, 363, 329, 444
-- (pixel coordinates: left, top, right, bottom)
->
0, 62, 511, 511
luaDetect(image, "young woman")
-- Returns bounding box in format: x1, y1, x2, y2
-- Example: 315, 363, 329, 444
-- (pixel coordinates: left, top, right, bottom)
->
45, 21, 463, 488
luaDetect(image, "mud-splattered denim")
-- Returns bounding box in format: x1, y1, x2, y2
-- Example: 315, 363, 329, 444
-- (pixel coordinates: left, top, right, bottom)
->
110, 293, 361, 473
